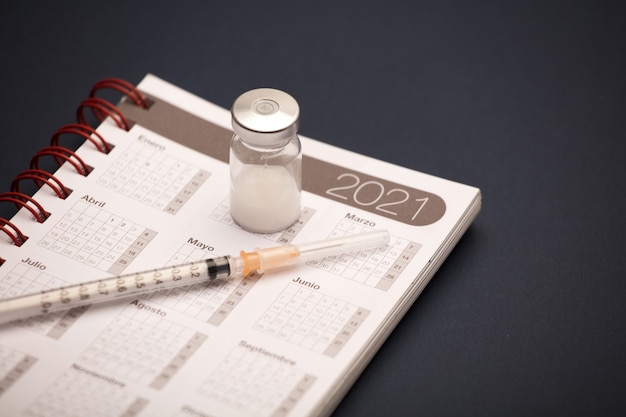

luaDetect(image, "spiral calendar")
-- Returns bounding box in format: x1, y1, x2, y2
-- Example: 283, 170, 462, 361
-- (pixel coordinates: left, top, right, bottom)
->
0, 75, 481, 417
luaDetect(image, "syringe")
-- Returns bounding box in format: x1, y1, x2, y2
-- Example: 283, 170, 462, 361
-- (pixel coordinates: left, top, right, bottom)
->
0, 230, 390, 324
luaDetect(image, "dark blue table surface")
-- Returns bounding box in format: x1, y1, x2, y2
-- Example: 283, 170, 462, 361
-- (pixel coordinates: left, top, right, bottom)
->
2, 2, 625, 416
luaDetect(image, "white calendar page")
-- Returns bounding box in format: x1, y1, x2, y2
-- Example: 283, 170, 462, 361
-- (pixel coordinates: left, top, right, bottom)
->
0, 74, 481, 417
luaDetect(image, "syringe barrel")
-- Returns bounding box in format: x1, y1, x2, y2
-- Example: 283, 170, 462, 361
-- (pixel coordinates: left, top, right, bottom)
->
0, 258, 231, 324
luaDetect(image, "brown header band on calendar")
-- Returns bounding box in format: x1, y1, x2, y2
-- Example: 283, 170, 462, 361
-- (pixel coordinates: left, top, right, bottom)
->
302, 158, 446, 226
118, 96, 232, 163
118, 96, 446, 226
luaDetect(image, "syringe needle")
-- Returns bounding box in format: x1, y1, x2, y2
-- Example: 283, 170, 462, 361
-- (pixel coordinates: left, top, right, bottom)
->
0, 230, 390, 325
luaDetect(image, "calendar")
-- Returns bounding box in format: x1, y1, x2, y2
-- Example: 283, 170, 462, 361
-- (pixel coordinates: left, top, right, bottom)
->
0, 345, 37, 396
0, 74, 481, 417
197, 341, 316, 416
253, 283, 369, 357
24, 364, 148, 417
140, 241, 260, 325
307, 220, 421, 291
38, 200, 156, 274
77, 302, 207, 389
97, 136, 210, 215
0, 263, 87, 338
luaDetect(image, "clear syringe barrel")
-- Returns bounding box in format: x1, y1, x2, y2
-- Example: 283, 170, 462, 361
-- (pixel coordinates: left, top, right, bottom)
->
0, 257, 234, 324
0, 230, 390, 325
236, 229, 390, 275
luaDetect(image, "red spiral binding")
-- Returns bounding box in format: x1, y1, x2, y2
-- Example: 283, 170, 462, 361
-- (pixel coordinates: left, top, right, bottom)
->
89, 78, 149, 109
77, 97, 131, 131
2, 77, 141, 250
0, 192, 50, 223
79, 77, 149, 131
0, 217, 28, 246
11, 169, 72, 199
30, 146, 92, 176
51, 123, 113, 154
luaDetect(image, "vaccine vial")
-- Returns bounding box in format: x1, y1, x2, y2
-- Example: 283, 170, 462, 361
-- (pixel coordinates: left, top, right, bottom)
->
229, 88, 302, 233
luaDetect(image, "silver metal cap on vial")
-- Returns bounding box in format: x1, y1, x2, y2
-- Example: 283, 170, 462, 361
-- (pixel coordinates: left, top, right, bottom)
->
231, 88, 300, 146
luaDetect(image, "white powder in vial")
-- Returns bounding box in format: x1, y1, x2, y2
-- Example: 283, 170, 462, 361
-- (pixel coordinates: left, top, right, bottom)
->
230, 164, 301, 233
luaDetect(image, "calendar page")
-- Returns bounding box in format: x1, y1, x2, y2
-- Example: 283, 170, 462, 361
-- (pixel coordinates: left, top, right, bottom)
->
0, 75, 481, 417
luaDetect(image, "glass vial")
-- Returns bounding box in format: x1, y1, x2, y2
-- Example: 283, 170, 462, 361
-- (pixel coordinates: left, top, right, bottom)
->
229, 88, 302, 233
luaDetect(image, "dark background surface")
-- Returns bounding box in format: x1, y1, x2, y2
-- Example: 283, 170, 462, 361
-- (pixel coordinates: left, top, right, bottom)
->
2, 1, 625, 416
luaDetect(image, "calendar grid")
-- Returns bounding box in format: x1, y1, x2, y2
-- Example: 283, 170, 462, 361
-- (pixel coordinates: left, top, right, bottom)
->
253, 283, 370, 357
306, 221, 421, 291
38, 201, 157, 274
0, 263, 87, 338
97, 138, 210, 215
140, 242, 261, 325
149, 332, 208, 390
271, 374, 316, 417
24, 364, 149, 417
197, 341, 316, 416
77, 303, 208, 390
0, 345, 37, 396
